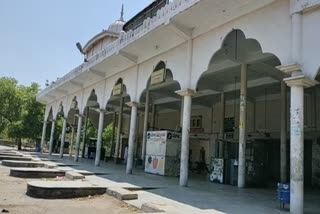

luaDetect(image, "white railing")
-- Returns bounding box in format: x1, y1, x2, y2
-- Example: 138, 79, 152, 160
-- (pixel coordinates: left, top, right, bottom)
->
37, 0, 199, 99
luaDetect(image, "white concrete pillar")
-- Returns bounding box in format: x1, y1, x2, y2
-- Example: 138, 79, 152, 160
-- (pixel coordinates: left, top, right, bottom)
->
141, 90, 150, 161
40, 121, 47, 153
253, 102, 256, 132
284, 73, 317, 214
59, 117, 67, 158
151, 104, 156, 129
95, 109, 105, 166
280, 81, 288, 183
134, 112, 140, 159
110, 112, 116, 158
287, 11, 303, 214
114, 97, 124, 162
74, 115, 83, 162
69, 126, 75, 157
180, 97, 184, 127
176, 89, 195, 187
238, 64, 247, 188
219, 92, 225, 158
81, 107, 89, 158
289, 83, 304, 214
126, 102, 138, 174
48, 120, 56, 156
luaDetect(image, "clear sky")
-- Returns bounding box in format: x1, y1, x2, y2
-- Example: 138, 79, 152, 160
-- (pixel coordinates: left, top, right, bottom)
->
0, 0, 153, 89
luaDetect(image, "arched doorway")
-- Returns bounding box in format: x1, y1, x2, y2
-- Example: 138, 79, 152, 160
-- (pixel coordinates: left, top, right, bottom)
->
66, 97, 79, 157
138, 61, 182, 177
41, 106, 54, 153
194, 29, 286, 188
105, 78, 131, 164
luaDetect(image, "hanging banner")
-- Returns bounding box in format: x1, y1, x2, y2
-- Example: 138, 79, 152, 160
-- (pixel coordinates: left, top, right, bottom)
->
112, 83, 123, 96
151, 68, 166, 85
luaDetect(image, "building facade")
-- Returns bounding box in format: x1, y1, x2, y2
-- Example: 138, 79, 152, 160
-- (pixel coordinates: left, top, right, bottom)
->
36, 1, 320, 213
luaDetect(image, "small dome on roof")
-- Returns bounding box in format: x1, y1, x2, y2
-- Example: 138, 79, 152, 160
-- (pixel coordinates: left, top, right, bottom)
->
108, 4, 126, 34
108, 20, 125, 33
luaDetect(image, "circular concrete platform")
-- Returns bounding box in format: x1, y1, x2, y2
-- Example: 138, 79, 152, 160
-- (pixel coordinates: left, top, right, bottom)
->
2, 160, 45, 168
10, 168, 65, 178
27, 181, 107, 199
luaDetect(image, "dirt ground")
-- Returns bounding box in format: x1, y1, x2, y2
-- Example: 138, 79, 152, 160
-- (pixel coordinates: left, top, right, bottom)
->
0, 164, 141, 214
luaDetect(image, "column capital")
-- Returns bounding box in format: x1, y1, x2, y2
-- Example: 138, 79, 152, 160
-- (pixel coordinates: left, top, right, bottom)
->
75, 113, 84, 118
175, 89, 197, 97
284, 74, 318, 88
276, 63, 301, 75
126, 101, 139, 107
98, 108, 107, 113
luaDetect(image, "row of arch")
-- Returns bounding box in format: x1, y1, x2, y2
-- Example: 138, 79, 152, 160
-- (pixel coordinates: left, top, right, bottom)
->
44, 28, 320, 122
45, 60, 181, 122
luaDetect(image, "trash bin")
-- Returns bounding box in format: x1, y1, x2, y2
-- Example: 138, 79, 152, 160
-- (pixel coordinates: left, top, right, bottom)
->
36, 146, 41, 153
277, 183, 290, 209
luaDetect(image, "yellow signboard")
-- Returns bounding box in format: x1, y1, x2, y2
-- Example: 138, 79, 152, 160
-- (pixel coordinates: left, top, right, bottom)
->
112, 83, 123, 96
151, 68, 166, 85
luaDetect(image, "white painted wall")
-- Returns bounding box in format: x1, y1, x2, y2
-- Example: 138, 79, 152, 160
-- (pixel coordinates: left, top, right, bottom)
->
302, 7, 320, 79
290, 0, 320, 13
191, 0, 292, 89
136, 42, 189, 100
39, 0, 320, 107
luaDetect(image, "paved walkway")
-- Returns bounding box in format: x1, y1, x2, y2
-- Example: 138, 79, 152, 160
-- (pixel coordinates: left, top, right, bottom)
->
0, 146, 140, 214
39, 152, 320, 214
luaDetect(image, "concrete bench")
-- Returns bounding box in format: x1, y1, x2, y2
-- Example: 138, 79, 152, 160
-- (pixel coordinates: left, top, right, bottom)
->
10, 168, 65, 178
106, 187, 138, 201
141, 203, 165, 213
0, 153, 23, 157
1, 160, 45, 168
27, 181, 106, 199
0, 155, 32, 161
44, 163, 58, 168
65, 171, 85, 180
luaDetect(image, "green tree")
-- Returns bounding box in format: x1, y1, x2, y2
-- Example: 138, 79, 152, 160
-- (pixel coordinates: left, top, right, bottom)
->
1, 78, 44, 150
85, 120, 97, 144
7, 121, 24, 150
19, 83, 45, 141
103, 123, 117, 156
0, 78, 22, 134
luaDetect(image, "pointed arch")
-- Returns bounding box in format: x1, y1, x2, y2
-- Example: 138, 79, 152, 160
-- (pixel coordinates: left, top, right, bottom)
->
138, 60, 181, 102
104, 77, 131, 111
196, 29, 282, 91
45, 106, 53, 122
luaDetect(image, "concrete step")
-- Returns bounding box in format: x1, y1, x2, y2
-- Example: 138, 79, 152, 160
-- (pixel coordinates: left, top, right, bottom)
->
44, 162, 58, 168
0, 153, 23, 157
1, 160, 45, 168
65, 171, 85, 180
106, 187, 138, 201
0, 155, 32, 161
141, 203, 165, 213
27, 181, 107, 199
0, 150, 19, 154
10, 167, 65, 178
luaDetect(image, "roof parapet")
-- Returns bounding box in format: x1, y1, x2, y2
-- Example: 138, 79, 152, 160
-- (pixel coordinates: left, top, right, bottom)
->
37, 0, 200, 102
